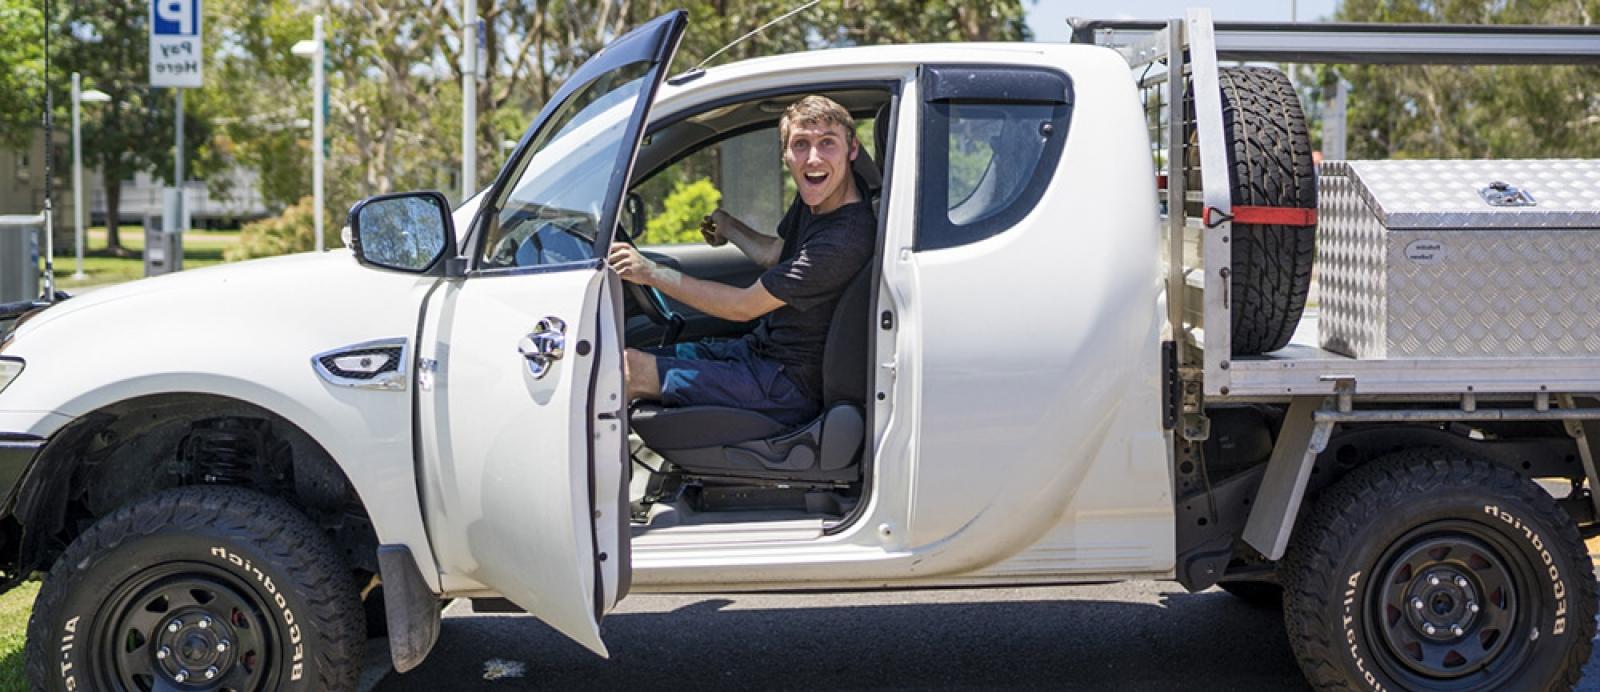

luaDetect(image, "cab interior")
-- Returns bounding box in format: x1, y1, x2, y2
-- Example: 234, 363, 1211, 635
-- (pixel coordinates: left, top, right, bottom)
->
619, 86, 896, 534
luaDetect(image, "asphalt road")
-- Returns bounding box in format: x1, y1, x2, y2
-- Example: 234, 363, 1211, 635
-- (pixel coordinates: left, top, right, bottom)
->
368, 582, 1312, 691
363, 580, 1600, 691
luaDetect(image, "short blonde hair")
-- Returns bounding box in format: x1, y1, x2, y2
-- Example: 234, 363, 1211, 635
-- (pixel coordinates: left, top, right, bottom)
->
779, 95, 856, 148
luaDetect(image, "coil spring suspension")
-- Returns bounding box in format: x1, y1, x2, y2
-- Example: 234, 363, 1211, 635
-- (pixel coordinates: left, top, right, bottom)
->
179, 423, 261, 485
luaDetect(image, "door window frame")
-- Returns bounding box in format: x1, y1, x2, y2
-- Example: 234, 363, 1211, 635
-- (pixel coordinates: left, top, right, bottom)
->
465, 16, 685, 278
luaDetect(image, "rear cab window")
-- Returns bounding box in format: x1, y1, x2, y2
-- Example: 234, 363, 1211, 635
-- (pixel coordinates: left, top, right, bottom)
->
916, 65, 1073, 251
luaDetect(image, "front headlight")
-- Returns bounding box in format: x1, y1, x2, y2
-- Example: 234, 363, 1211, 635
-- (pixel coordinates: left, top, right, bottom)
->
0, 358, 23, 397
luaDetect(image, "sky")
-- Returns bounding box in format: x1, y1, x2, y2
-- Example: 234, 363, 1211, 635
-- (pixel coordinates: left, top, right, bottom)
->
1025, 0, 1342, 42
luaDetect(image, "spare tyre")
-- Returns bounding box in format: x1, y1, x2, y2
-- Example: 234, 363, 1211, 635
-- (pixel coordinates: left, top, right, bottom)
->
1213, 67, 1316, 355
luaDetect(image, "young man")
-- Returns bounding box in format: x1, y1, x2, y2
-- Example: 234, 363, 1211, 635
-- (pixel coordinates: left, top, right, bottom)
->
606, 95, 876, 426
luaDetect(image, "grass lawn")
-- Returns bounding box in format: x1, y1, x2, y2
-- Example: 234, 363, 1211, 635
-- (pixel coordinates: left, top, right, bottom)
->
0, 582, 36, 691
41, 225, 240, 292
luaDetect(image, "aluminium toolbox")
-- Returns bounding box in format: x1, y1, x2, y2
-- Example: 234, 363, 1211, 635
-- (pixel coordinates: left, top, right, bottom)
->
1318, 159, 1600, 359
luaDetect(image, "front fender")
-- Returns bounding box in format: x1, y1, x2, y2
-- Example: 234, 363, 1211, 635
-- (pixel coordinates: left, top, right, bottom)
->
0, 253, 447, 589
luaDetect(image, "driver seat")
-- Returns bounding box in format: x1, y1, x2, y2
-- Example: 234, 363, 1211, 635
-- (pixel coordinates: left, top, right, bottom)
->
630, 266, 872, 482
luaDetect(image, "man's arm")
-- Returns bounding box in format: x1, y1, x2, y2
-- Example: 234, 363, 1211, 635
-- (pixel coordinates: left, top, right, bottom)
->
608, 243, 784, 323
708, 209, 784, 268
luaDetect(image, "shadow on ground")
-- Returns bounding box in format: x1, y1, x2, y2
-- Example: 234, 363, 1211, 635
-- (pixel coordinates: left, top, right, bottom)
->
375, 588, 1308, 691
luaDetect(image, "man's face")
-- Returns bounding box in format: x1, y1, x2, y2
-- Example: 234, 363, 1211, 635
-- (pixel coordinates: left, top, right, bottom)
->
784, 120, 858, 212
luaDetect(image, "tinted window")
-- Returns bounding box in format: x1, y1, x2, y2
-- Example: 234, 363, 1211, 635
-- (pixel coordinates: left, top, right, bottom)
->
479, 61, 651, 269
917, 70, 1071, 251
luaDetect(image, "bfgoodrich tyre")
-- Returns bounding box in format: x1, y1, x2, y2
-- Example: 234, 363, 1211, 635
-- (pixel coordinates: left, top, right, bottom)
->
1282, 452, 1595, 691
25, 486, 365, 691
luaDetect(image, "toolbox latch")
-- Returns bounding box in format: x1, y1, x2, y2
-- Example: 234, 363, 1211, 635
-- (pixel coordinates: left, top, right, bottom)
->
1479, 180, 1537, 207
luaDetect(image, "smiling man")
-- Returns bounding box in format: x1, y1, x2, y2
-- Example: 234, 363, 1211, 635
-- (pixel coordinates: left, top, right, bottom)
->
607, 95, 876, 426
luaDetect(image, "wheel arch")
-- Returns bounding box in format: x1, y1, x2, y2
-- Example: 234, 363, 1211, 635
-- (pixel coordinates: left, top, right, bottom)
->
6, 391, 434, 594
1181, 403, 1594, 591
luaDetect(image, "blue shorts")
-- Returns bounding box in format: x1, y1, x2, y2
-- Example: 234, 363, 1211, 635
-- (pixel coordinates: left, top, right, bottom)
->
649, 338, 818, 427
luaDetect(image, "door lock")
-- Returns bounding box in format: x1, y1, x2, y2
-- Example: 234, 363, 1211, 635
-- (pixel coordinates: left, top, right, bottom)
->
518, 316, 567, 379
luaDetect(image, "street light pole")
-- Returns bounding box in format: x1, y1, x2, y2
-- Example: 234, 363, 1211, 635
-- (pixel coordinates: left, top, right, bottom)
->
71, 77, 109, 281
71, 73, 85, 280
312, 15, 325, 252
462, 2, 477, 202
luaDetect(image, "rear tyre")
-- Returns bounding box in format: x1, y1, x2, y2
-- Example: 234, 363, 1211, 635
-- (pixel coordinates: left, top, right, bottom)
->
25, 486, 365, 691
1282, 452, 1595, 691
1215, 66, 1316, 355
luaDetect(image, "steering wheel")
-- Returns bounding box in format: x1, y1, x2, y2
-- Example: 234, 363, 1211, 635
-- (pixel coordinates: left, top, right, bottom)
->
619, 193, 685, 346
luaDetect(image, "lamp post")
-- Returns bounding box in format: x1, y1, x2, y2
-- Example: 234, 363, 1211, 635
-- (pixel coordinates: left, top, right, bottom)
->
462, 2, 478, 202
292, 15, 325, 252
71, 73, 110, 280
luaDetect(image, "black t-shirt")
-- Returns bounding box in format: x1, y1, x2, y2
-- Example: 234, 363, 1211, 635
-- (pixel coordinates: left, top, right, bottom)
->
753, 197, 876, 401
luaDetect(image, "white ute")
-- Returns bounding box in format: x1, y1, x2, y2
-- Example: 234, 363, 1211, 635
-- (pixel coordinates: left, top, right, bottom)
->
3, 9, 1599, 691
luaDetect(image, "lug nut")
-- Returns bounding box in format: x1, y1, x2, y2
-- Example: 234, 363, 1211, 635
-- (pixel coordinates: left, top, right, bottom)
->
1424, 624, 1437, 635
156, 646, 171, 661
1429, 575, 1441, 586
205, 666, 218, 680
167, 619, 183, 633
1412, 597, 1425, 610
216, 640, 230, 653
1451, 625, 1464, 636
1469, 602, 1480, 613
174, 670, 189, 683
1455, 576, 1469, 589
197, 616, 211, 629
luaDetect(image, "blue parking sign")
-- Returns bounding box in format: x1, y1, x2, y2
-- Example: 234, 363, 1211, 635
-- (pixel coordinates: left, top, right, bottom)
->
149, 0, 202, 87
152, 0, 198, 36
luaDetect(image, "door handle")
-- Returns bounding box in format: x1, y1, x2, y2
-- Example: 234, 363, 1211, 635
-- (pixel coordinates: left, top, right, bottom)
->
518, 316, 567, 379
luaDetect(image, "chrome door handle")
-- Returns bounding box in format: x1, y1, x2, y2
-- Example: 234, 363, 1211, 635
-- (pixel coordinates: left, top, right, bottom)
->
517, 316, 567, 379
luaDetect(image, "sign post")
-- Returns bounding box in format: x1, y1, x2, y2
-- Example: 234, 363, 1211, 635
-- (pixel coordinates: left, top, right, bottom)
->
150, 0, 202, 237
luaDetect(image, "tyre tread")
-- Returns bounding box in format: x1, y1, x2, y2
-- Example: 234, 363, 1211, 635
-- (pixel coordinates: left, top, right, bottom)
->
1216, 66, 1317, 355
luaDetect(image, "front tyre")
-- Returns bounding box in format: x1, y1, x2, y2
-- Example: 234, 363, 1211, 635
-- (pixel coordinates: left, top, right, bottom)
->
1283, 452, 1595, 691
26, 486, 365, 691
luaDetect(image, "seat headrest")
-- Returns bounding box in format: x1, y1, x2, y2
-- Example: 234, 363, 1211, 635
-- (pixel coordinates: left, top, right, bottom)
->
852, 147, 881, 196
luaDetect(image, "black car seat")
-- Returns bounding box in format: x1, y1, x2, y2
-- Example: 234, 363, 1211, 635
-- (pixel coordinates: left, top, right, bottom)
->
630, 265, 871, 481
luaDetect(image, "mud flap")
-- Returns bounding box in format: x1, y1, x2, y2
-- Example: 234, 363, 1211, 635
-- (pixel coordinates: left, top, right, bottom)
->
378, 544, 441, 673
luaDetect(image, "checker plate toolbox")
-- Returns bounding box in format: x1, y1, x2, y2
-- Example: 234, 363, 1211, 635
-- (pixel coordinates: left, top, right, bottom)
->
1319, 159, 1600, 359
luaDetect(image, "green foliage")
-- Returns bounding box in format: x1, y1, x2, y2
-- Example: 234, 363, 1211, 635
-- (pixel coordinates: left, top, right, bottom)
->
0, 0, 43, 149
1330, 0, 1600, 159
6, 0, 1033, 247
225, 195, 340, 261
50, 0, 228, 250
643, 178, 720, 246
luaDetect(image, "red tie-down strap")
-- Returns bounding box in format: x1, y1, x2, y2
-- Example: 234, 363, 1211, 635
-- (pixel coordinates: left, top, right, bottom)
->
1203, 205, 1317, 228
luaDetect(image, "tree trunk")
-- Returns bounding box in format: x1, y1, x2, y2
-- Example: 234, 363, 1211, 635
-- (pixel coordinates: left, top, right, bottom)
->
102, 169, 124, 253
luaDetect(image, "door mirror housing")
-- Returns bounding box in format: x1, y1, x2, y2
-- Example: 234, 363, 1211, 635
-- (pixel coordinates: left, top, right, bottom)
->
347, 191, 458, 274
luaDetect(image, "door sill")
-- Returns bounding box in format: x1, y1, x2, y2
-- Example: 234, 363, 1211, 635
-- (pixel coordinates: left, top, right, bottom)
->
632, 513, 825, 547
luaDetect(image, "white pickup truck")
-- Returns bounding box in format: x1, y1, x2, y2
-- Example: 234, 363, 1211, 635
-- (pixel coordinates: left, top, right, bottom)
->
4, 9, 1599, 691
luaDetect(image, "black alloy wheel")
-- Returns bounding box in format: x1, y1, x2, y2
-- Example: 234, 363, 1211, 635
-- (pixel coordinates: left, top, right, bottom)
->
1366, 523, 1534, 686
98, 564, 278, 691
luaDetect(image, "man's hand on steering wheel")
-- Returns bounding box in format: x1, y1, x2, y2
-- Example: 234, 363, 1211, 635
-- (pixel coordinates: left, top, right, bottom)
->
607, 242, 659, 286
608, 242, 685, 346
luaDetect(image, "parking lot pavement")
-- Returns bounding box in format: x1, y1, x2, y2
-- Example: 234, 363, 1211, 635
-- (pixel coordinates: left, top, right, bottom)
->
369, 582, 1315, 691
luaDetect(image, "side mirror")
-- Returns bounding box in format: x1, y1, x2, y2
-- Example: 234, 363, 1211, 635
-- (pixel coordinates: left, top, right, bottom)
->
347, 191, 457, 274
